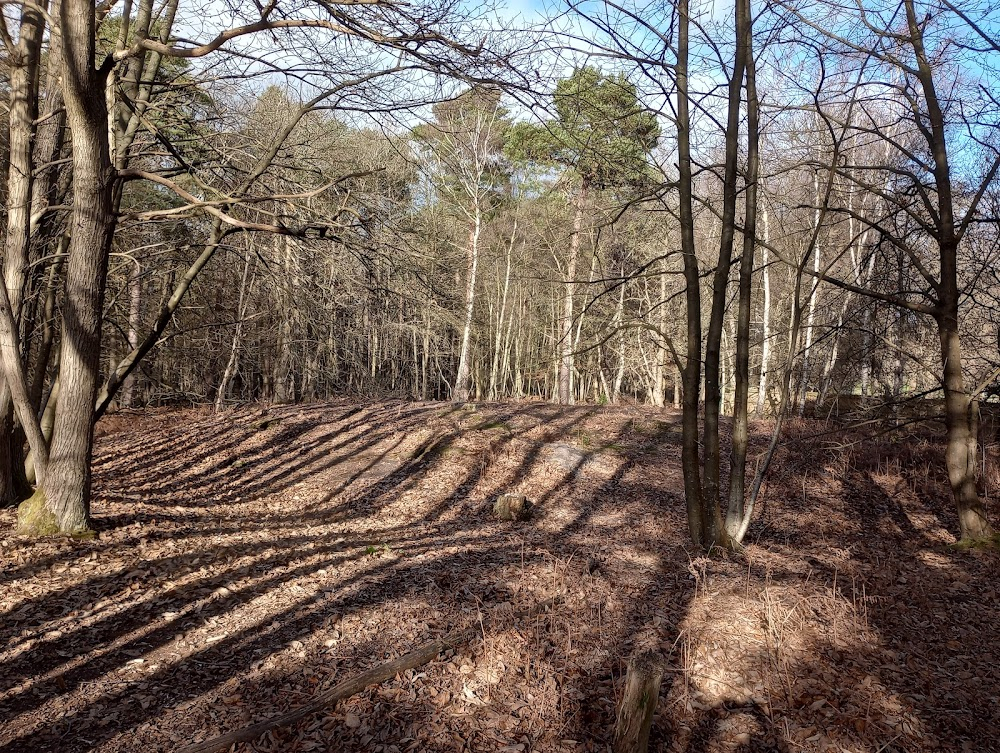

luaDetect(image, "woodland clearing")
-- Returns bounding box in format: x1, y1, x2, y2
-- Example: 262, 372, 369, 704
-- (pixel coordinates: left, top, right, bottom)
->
1, 399, 998, 752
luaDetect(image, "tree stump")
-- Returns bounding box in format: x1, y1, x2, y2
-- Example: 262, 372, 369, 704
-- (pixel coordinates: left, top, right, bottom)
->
493, 493, 532, 521
612, 650, 665, 753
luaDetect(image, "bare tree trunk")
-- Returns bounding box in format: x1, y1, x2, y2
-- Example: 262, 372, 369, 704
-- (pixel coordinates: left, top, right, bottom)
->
272, 237, 296, 403
559, 180, 588, 405
120, 261, 142, 408
29, 251, 65, 412
651, 270, 669, 407
31, 4, 66, 237
489, 224, 515, 400
0, 1, 48, 506
938, 304, 992, 540
19, 0, 115, 535
721, 317, 733, 416
4, 1, 46, 323
695, 0, 750, 551
0, 282, 49, 486
613, 282, 626, 403
797, 173, 822, 416
637, 327, 656, 403
892, 256, 906, 400
454, 204, 482, 402
901, 0, 994, 541
422, 311, 431, 400
25, 375, 59, 486
755, 207, 771, 415
677, 0, 710, 550
216, 248, 255, 412
572, 247, 599, 403
726, 30, 759, 540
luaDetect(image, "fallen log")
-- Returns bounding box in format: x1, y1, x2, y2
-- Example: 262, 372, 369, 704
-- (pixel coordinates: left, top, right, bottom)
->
179, 597, 559, 753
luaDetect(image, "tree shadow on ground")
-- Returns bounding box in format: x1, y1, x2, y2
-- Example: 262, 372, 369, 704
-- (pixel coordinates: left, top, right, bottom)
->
720, 421, 1000, 753
0, 401, 665, 751
1, 403, 998, 752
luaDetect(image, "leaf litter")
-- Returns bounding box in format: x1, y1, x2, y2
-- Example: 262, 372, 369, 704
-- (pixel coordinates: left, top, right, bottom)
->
0, 400, 997, 752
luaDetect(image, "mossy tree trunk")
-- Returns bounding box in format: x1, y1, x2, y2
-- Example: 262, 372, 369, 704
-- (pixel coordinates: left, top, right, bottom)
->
18, 0, 115, 536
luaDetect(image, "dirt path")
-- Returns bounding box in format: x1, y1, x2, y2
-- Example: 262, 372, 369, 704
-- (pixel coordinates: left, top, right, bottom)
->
1, 400, 998, 752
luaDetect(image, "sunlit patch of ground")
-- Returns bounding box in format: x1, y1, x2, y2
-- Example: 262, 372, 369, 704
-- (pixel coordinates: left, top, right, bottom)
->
1, 400, 998, 752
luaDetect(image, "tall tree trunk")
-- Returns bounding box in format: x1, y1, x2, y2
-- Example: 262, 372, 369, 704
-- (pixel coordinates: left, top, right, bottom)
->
216, 249, 255, 412
121, 261, 143, 408
28, 251, 64, 412
272, 237, 295, 403
695, 0, 750, 551
726, 26, 759, 540
0, 1, 48, 506
677, 0, 710, 550
421, 311, 430, 400
938, 303, 992, 540
489, 223, 515, 400
755, 207, 771, 415
454, 207, 481, 402
651, 270, 669, 408
860, 303, 874, 397
903, 0, 993, 541
4, 1, 46, 323
559, 179, 588, 405
797, 173, 822, 416
613, 282, 626, 403
26, 374, 60, 486
31, 4, 66, 237
572, 246, 599, 403
18, 0, 115, 535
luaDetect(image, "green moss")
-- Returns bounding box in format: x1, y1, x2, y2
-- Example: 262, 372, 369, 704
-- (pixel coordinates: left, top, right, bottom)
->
15, 489, 94, 538
948, 534, 1000, 552
16, 489, 59, 536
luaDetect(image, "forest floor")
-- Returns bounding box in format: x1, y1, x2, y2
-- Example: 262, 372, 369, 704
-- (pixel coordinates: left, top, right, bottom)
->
1, 399, 999, 753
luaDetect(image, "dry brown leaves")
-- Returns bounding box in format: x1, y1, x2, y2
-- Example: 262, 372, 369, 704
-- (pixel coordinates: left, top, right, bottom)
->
1, 400, 998, 752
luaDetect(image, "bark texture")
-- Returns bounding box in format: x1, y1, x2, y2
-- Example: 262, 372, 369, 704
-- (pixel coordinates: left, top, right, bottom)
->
20, 0, 116, 534
726, 15, 759, 541
612, 651, 665, 753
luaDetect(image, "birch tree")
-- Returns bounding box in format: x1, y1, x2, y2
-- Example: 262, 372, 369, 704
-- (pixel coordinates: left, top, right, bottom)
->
414, 87, 511, 402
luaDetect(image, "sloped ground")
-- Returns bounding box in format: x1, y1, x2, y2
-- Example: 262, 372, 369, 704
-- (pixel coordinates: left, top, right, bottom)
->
1, 399, 998, 752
